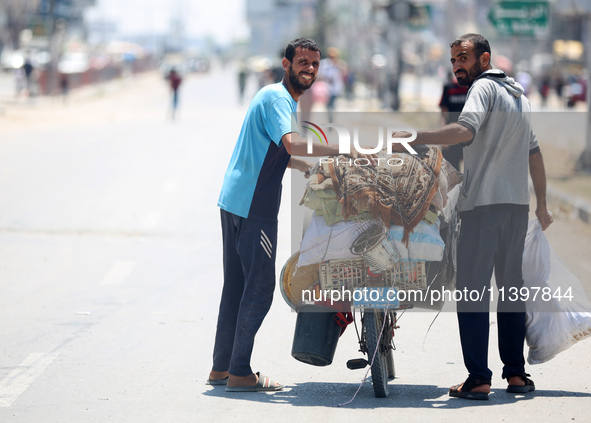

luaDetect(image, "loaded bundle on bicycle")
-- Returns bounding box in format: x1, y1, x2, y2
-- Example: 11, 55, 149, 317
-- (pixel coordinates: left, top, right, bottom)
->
281, 147, 462, 397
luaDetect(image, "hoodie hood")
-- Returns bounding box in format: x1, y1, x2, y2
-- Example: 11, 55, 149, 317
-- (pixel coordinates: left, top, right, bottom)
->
475, 69, 524, 98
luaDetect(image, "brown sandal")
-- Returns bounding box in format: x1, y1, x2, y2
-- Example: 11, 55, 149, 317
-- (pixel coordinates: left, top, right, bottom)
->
449, 376, 491, 400
507, 373, 535, 393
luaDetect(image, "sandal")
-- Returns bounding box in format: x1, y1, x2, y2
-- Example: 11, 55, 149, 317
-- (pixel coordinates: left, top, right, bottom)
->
506, 372, 535, 393
225, 372, 284, 392
206, 376, 228, 386
449, 376, 491, 400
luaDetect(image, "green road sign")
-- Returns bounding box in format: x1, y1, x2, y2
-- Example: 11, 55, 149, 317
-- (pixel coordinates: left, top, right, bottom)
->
488, 1, 549, 37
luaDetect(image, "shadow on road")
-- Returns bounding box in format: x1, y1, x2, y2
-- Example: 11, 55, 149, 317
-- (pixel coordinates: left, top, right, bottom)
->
203, 382, 591, 408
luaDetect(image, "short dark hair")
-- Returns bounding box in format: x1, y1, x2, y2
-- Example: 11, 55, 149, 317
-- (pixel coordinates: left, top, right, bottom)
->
450, 33, 491, 59
284, 38, 321, 62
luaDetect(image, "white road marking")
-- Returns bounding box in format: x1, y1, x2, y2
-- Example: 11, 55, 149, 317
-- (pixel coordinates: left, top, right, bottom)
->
0, 353, 60, 407
100, 260, 136, 286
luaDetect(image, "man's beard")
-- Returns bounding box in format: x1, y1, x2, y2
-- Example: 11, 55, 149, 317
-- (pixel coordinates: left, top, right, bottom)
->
456, 61, 484, 87
289, 64, 314, 92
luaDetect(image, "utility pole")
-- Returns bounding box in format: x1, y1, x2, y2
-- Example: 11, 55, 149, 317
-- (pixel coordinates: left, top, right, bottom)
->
577, 13, 591, 172
45, 0, 67, 95
387, 0, 408, 111
314, 0, 327, 50
45, 0, 57, 95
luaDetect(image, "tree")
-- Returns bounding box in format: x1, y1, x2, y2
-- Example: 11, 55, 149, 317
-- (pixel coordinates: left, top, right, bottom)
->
0, 0, 41, 51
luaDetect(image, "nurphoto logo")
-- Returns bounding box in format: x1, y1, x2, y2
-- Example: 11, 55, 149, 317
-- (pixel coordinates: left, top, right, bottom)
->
303, 121, 329, 145
301, 122, 418, 157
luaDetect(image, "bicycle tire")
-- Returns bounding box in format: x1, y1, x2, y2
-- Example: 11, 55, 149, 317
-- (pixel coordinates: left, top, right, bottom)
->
385, 312, 395, 379
364, 310, 389, 397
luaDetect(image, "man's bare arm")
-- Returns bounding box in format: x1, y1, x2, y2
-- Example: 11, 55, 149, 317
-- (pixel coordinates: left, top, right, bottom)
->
288, 157, 313, 176
281, 131, 378, 164
392, 123, 473, 150
529, 150, 553, 230
282, 131, 339, 156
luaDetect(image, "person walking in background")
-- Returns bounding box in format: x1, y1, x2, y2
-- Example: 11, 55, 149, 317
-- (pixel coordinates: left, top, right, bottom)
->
320, 47, 347, 122
237, 62, 249, 104
393, 33, 553, 400
539, 74, 551, 108
59, 73, 69, 104
166, 68, 182, 120
22, 57, 34, 97
553, 71, 565, 107
344, 70, 356, 103
516, 69, 532, 97
439, 71, 468, 170
14, 66, 25, 97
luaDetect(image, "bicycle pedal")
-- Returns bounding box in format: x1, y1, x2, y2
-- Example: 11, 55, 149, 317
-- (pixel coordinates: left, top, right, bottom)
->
347, 358, 369, 370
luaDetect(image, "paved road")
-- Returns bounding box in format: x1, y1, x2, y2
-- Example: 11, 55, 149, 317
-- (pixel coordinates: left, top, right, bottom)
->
0, 65, 590, 422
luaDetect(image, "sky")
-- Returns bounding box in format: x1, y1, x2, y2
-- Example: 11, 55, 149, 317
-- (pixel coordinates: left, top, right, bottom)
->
85, 0, 249, 45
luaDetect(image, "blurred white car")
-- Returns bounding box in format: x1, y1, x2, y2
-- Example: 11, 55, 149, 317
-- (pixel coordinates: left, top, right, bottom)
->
1, 50, 24, 71
58, 52, 90, 74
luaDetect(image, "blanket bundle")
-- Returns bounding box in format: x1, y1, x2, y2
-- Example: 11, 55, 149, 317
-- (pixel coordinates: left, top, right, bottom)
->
300, 148, 462, 244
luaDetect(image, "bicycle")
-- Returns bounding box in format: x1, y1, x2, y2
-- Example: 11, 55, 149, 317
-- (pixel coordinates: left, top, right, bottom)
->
281, 207, 458, 398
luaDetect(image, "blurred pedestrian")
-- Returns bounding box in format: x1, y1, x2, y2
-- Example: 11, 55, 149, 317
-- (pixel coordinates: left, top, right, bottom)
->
166, 68, 182, 119
539, 74, 551, 108
439, 71, 468, 170
59, 73, 69, 104
554, 72, 566, 103
553, 71, 565, 106
14, 67, 25, 97
22, 57, 34, 97
345, 70, 356, 102
320, 47, 346, 122
516, 70, 532, 97
237, 63, 248, 103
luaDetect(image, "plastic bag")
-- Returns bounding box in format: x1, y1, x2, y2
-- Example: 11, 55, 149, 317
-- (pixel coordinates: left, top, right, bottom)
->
523, 218, 591, 364
387, 219, 444, 262
297, 213, 361, 267
297, 213, 445, 268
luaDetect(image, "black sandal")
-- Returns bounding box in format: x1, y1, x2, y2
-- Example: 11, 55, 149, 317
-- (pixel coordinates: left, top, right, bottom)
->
449, 376, 491, 400
506, 372, 535, 393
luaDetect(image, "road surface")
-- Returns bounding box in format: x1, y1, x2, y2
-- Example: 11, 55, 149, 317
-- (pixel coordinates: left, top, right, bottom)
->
0, 64, 590, 422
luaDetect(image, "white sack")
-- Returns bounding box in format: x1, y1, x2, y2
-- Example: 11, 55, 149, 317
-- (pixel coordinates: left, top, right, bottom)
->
523, 218, 591, 364
297, 213, 444, 268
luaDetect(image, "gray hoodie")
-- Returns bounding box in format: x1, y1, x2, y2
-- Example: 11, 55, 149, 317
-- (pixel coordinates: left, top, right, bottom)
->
456, 69, 539, 215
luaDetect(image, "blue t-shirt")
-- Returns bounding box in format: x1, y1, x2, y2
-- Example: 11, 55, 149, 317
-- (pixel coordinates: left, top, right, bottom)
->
218, 83, 297, 221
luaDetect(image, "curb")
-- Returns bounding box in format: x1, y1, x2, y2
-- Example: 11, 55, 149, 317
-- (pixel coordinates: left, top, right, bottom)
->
546, 184, 591, 224
0, 72, 155, 113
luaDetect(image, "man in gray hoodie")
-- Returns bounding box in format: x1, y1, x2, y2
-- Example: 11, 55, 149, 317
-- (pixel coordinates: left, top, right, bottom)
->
393, 33, 553, 400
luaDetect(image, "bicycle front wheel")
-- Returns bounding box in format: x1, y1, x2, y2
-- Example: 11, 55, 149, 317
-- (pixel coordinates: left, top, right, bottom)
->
364, 310, 389, 397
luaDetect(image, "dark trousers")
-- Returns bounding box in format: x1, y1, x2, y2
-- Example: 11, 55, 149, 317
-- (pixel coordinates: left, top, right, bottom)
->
212, 209, 278, 377
442, 144, 463, 171
456, 210, 528, 381
172, 90, 179, 110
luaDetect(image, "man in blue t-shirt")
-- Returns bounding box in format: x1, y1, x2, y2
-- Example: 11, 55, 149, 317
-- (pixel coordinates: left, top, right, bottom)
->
208, 38, 376, 392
